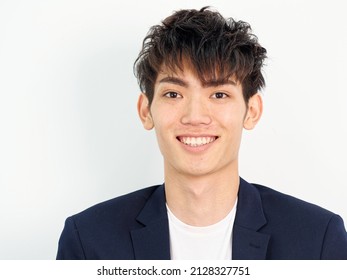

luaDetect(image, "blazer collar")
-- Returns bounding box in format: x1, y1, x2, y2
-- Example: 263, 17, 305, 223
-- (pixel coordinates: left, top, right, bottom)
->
232, 178, 270, 259
130, 185, 171, 260
130, 178, 270, 260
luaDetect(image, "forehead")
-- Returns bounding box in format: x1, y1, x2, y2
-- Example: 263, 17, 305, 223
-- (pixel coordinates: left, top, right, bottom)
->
156, 61, 239, 87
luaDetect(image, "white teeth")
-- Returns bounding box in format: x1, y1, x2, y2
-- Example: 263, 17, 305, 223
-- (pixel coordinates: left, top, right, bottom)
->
179, 136, 216, 147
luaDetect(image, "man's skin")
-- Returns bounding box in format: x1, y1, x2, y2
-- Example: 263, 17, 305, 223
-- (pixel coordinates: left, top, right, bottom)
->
137, 60, 263, 227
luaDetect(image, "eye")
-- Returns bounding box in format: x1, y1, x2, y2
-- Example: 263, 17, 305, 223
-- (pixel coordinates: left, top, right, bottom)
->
164, 91, 182, 98
211, 92, 229, 99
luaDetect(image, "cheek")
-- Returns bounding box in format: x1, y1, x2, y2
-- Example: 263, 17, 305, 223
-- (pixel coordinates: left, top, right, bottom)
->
214, 107, 245, 128
151, 104, 180, 127
151, 110, 176, 144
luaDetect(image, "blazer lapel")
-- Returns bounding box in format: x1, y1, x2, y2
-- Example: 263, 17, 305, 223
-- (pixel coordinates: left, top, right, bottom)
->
232, 178, 270, 259
130, 185, 171, 260
130, 179, 270, 260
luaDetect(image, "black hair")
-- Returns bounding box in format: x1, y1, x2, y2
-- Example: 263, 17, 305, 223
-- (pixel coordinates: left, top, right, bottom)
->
134, 7, 267, 106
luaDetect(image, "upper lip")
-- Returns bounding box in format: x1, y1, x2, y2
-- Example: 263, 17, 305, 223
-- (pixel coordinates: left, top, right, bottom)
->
176, 134, 219, 138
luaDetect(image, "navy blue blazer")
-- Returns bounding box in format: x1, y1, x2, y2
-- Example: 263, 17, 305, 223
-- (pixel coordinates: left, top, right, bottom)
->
56, 178, 347, 259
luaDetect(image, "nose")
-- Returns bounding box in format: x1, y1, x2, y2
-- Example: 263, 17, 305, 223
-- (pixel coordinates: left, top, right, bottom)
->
180, 96, 212, 126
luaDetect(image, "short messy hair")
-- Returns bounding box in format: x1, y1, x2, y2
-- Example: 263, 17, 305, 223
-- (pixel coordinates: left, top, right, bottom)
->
134, 7, 267, 106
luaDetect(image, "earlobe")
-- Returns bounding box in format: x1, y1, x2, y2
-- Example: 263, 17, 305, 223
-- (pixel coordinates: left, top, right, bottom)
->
243, 93, 263, 130
137, 93, 154, 130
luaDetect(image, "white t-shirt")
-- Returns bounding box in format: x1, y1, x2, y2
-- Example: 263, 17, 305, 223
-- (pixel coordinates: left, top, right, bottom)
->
166, 200, 237, 260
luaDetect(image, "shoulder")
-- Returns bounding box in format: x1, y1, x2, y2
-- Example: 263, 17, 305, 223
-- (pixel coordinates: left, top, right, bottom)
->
70, 185, 162, 226
57, 185, 164, 259
247, 182, 347, 259
251, 183, 335, 223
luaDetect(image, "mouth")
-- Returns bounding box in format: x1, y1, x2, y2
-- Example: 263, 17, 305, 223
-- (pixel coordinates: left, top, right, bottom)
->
176, 136, 218, 147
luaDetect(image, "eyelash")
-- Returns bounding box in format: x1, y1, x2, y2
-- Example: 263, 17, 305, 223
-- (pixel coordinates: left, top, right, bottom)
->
211, 92, 229, 99
164, 91, 182, 98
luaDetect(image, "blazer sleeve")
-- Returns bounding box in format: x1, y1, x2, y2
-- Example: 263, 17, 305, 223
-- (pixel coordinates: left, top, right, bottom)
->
321, 215, 347, 259
56, 217, 86, 260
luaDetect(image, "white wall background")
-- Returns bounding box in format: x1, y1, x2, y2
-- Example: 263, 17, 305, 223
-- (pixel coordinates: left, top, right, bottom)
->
0, 0, 346, 259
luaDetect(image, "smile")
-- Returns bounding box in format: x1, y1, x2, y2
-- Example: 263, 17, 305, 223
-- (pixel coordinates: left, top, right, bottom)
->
177, 136, 218, 147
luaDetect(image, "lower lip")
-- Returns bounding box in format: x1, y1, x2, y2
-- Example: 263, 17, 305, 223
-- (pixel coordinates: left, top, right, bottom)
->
177, 138, 218, 153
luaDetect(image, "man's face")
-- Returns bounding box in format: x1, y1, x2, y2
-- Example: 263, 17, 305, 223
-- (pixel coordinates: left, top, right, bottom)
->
138, 64, 262, 178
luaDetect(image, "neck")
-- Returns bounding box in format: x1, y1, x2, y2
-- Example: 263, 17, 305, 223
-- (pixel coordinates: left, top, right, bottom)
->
164, 164, 239, 227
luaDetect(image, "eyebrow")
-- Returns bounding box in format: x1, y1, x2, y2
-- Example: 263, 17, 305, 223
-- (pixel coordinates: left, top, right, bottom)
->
158, 76, 237, 88
158, 77, 188, 87
204, 79, 237, 87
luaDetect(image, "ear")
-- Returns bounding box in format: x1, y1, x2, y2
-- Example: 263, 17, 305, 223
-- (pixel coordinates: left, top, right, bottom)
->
137, 93, 154, 130
243, 93, 263, 130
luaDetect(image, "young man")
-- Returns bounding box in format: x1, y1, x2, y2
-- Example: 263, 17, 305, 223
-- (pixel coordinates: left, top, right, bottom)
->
57, 7, 347, 259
